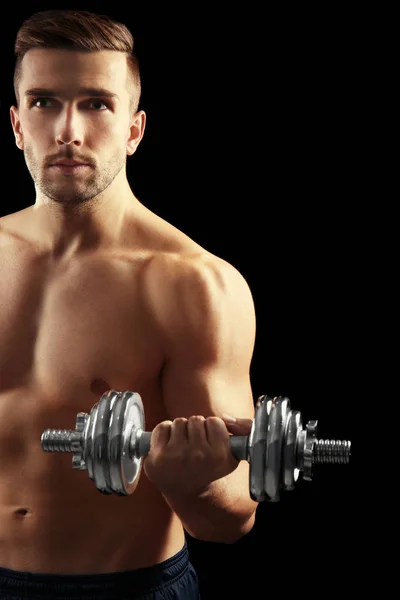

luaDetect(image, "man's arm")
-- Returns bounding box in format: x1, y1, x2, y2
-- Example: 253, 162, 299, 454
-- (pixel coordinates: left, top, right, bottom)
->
146, 252, 258, 544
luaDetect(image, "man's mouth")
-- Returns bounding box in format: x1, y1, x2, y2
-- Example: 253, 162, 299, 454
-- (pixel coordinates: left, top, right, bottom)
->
50, 161, 91, 174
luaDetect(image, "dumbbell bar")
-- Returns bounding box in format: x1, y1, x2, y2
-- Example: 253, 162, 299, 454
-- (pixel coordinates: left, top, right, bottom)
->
41, 390, 351, 503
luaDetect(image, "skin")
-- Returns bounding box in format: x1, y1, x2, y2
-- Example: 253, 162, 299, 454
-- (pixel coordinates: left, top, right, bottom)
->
0, 47, 257, 575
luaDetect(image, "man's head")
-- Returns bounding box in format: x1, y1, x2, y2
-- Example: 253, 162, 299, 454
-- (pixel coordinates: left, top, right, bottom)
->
10, 10, 146, 206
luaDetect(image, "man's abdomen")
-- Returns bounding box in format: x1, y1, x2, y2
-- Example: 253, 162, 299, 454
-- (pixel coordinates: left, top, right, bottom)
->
0, 385, 185, 574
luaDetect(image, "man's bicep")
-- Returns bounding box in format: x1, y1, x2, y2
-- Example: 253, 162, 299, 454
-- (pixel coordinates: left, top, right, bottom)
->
161, 358, 255, 422
160, 259, 256, 421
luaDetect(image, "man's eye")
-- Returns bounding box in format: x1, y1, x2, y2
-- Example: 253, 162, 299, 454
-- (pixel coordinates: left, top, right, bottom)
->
89, 100, 109, 110
30, 97, 52, 108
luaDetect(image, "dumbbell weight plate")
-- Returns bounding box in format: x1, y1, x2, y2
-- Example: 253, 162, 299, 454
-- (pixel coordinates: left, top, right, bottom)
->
249, 395, 271, 502
87, 391, 114, 494
108, 390, 145, 496
84, 395, 108, 493
282, 410, 301, 491
264, 396, 291, 502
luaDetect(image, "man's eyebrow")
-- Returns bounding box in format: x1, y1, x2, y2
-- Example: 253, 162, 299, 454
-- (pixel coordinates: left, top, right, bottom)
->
24, 87, 119, 100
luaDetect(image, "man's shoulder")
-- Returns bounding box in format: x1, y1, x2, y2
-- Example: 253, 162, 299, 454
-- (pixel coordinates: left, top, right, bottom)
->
135, 206, 253, 305
0, 207, 35, 232
0, 208, 32, 248
149, 246, 240, 290
146, 247, 253, 323
137, 206, 219, 276
144, 245, 256, 359
0, 207, 31, 225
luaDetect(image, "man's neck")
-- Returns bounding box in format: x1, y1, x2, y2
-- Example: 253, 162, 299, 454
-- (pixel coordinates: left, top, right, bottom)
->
32, 185, 140, 260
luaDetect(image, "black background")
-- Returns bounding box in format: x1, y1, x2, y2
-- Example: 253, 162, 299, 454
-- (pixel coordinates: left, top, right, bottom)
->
2, 4, 362, 597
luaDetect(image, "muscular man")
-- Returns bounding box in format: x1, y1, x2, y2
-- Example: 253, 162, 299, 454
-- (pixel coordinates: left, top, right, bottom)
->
0, 9, 258, 599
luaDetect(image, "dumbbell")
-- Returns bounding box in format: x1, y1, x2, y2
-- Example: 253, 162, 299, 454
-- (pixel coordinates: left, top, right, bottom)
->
41, 390, 351, 503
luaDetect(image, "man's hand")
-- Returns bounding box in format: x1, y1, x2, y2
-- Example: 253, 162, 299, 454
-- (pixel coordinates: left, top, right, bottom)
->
143, 414, 253, 497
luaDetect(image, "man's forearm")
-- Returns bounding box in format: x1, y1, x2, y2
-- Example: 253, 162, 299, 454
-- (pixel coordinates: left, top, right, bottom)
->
162, 476, 257, 544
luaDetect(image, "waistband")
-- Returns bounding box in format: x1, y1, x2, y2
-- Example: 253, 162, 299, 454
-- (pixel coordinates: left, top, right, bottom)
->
0, 542, 189, 598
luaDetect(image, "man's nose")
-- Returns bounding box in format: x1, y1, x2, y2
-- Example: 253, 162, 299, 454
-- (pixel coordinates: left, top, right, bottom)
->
55, 108, 84, 146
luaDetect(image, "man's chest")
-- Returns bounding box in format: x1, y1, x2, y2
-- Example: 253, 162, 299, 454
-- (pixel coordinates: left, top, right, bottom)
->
0, 248, 163, 396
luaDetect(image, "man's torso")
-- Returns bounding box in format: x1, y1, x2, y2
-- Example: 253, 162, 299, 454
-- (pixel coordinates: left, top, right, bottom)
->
0, 205, 202, 574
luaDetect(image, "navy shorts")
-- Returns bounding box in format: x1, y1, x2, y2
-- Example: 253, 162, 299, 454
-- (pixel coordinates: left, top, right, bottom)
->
0, 542, 201, 599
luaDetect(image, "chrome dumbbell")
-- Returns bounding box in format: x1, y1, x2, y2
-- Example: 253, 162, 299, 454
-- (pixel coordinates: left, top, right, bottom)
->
41, 390, 352, 502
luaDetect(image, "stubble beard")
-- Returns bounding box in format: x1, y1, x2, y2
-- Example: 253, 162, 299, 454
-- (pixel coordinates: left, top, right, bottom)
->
24, 145, 127, 206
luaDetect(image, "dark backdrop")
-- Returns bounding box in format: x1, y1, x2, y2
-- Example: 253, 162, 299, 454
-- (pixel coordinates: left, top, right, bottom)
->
2, 4, 361, 598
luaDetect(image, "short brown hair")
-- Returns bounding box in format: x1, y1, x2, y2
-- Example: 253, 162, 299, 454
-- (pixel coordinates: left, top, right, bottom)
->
14, 9, 141, 111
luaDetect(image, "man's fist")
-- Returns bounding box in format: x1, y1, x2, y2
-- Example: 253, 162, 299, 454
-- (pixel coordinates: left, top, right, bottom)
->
143, 414, 252, 497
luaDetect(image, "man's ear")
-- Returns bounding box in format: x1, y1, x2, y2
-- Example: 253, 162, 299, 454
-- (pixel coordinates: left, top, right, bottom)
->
127, 110, 146, 156
10, 105, 24, 150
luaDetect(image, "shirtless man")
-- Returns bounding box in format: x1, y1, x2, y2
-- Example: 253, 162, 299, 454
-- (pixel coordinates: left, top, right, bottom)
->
0, 9, 258, 599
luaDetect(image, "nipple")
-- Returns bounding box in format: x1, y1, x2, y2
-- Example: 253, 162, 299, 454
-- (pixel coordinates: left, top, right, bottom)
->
14, 508, 32, 517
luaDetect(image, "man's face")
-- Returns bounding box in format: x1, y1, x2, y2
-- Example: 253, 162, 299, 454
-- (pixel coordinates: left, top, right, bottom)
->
10, 48, 142, 205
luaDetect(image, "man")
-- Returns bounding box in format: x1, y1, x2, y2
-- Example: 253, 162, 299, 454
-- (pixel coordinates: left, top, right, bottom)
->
0, 9, 258, 599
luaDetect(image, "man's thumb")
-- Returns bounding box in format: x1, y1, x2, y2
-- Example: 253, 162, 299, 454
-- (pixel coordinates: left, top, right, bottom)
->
221, 414, 253, 433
